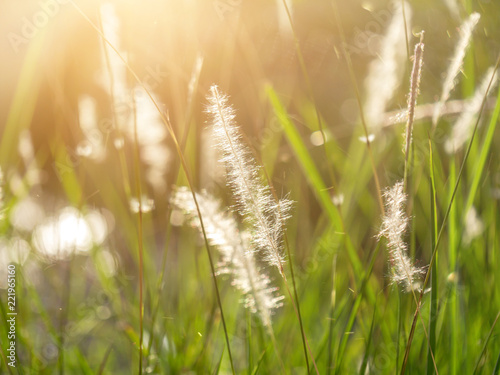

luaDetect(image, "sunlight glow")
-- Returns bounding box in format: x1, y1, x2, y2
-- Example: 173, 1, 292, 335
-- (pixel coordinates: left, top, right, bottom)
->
33, 207, 108, 261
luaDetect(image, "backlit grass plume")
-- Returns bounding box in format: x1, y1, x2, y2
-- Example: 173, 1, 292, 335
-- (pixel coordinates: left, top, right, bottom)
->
432, 13, 480, 126
378, 181, 425, 291
172, 187, 284, 329
404, 33, 425, 163
364, 1, 411, 132
206, 85, 292, 276
445, 66, 499, 153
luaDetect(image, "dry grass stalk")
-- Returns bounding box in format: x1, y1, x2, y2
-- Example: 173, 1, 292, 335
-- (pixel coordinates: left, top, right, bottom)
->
404, 32, 425, 164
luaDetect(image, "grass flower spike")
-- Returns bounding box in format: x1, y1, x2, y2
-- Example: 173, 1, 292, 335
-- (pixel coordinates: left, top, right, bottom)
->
404, 33, 425, 162
445, 66, 499, 153
172, 187, 284, 329
378, 181, 425, 291
364, 1, 411, 132
432, 13, 480, 126
206, 85, 292, 276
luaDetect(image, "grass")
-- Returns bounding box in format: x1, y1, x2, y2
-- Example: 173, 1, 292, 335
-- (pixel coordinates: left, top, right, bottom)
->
1, 0, 500, 373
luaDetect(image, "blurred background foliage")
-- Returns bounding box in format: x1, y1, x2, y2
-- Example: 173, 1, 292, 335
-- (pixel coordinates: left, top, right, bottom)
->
0, 0, 500, 373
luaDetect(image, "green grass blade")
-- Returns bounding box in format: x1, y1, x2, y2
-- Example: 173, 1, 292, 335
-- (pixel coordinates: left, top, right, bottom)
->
0, 30, 46, 165
427, 140, 438, 374
401, 55, 500, 375
74, 347, 94, 375
465, 85, 500, 213
97, 345, 113, 375
396, 288, 403, 372
250, 348, 268, 375
359, 303, 377, 375
212, 349, 225, 375
335, 242, 381, 374
472, 310, 500, 374
51, 141, 83, 206
448, 159, 460, 375
493, 349, 500, 375
265, 84, 362, 276
246, 311, 253, 375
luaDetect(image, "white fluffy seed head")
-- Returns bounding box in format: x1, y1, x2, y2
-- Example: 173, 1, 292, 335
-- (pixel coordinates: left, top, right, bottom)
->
378, 181, 425, 291
464, 206, 485, 245
364, 1, 411, 132
445, 66, 499, 153
171, 187, 284, 328
433, 13, 480, 126
206, 85, 292, 275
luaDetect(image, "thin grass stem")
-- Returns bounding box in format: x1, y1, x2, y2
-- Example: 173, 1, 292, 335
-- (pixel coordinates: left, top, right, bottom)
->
427, 142, 439, 374
400, 54, 500, 375
279, 0, 338, 192
472, 310, 500, 374
67, 3, 236, 372
331, 0, 385, 216
131, 90, 145, 375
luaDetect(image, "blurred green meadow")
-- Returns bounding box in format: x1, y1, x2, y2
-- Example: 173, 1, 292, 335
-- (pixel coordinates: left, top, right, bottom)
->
0, 0, 500, 373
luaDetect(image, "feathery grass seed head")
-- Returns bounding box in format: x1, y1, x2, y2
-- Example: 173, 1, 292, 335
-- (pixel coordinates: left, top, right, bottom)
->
172, 187, 284, 328
404, 32, 425, 158
432, 13, 480, 126
206, 85, 292, 275
378, 181, 425, 291
445, 66, 499, 153
364, 1, 411, 132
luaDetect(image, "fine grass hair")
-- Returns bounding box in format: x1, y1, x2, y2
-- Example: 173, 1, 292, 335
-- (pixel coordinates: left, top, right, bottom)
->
2, 3, 500, 374
206, 85, 292, 277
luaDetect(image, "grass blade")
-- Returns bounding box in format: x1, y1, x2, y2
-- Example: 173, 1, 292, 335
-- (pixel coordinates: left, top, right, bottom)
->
472, 310, 500, 374
401, 54, 500, 375
359, 303, 377, 375
97, 345, 113, 375
212, 349, 225, 375
266, 85, 362, 276
335, 242, 381, 374
465, 84, 500, 213
250, 348, 268, 375
0, 29, 46, 165
427, 140, 439, 374
68, 3, 236, 372
448, 158, 460, 375
493, 349, 500, 375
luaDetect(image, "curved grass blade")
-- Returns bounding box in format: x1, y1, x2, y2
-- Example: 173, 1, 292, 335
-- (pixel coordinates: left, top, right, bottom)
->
464, 84, 500, 213
250, 348, 269, 375
427, 140, 439, 374
97, 345, 113, 375
359, 303, 377, 375
67, 3, 236, 373
400, 55, 500, 375
266, 85, 362, 276
335, 242, 381, 374
472, 310, 500, 375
